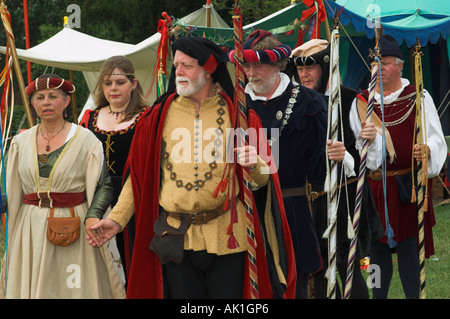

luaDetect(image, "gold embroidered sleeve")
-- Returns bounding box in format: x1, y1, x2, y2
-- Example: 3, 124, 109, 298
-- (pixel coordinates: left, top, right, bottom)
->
108, 176, 135, 230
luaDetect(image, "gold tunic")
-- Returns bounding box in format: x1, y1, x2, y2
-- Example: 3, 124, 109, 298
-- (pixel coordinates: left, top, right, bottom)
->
109, 94, 269, 255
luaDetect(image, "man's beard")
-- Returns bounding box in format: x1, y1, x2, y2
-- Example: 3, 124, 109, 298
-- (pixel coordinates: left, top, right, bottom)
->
248, 71, 277, 94
176, 72, 207, 97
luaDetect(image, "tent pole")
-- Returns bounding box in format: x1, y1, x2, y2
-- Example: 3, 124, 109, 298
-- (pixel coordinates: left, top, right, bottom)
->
69, 70, 78, 123
206, 0, 211, 27
23, 0, 31, 84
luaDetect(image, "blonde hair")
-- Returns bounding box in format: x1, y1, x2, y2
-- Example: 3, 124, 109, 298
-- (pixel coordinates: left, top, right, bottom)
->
94, 56, 148, 122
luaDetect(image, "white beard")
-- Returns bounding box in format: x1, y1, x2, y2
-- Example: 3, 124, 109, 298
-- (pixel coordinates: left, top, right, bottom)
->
248, 71, 277, 94
176, 73, 207, 97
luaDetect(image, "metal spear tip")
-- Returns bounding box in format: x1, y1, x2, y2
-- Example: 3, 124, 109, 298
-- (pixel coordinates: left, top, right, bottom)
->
332, 9, 340, 30
370, 19, 383, 59
414, 38, 423, 56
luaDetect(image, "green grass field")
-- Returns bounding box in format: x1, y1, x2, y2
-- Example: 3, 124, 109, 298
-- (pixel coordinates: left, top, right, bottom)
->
381, 202, 450, 299
0, 202, 449, 299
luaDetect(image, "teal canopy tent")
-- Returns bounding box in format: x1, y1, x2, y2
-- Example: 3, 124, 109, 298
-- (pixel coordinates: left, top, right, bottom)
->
176, 1, 449, 135
325, 0, 450, 48
178, 2, 310, 49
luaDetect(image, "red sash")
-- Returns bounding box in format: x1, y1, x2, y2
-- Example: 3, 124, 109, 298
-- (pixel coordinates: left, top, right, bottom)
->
23, 192, 86, 208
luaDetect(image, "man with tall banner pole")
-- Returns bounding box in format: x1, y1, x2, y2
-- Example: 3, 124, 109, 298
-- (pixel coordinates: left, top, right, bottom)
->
228, 19, 352, 298
365, 31, 446, 299
289, 15, 383, 299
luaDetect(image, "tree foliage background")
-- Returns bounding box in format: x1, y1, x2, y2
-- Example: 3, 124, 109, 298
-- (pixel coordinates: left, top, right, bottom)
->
0, 0, 291, 130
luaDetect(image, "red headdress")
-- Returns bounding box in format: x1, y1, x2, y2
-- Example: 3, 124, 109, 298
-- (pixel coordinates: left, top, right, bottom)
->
26, 76, 76, 97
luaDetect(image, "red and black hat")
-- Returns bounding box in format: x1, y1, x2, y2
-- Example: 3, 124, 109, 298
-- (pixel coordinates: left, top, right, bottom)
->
26, 75, 76, 97
228, 29, 292, 64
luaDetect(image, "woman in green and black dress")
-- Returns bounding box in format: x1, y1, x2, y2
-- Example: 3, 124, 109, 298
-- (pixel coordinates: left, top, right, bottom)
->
80, 56, 148, 279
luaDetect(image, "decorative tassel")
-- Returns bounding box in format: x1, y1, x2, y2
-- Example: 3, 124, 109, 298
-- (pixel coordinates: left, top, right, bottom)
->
226, 223, 239, 249
322, 224, 331, 239
424, 195, 428, 212
227, 232, 239, 249
222, 194, 229, 211
325, 267, 330, 280
221, 176, 228, 192
212, 180, 221, 198
347, 215, 355, 239
230, 205, 238, 223
410, 186, 417, 203
385, 225, 396, 248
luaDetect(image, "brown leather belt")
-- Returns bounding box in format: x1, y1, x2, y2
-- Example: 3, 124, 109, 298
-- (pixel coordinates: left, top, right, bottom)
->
166, 201, 229, 225
281, 176, 359, 201
281, 186, 308, 198
368, 167, 412, 180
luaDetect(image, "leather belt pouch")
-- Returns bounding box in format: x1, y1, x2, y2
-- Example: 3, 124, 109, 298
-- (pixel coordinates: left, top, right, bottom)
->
149, 208, 190, 264
47, 207, 80, 247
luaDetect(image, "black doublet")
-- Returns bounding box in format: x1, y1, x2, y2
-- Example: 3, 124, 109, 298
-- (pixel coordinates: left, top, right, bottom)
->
314, 86, 383, 265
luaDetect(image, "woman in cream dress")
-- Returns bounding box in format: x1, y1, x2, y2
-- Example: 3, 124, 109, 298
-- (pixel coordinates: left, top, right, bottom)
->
0, 74, 125, 298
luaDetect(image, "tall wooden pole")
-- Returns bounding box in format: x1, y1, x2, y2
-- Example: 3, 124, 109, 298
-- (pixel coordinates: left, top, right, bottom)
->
23, 0, 31, 84
206, 0, 211, 27
1, 0, 33, 128
69, 70, 78, 122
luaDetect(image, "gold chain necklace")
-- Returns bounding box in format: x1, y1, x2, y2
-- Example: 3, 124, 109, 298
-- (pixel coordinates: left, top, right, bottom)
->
40, 122, 66, 152
34, 125, 81, 207
376, 97, 416, 127
161, 96, 226, 191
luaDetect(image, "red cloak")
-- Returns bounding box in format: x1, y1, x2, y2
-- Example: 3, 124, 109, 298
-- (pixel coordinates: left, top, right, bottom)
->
123, 92, 296, 299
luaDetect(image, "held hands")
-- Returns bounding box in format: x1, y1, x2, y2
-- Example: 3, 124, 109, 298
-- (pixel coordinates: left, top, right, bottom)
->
85, 218, 122, 248
361, 121, 377, 144
327, 140, 346, 162
235, 145, 258, 169
413, 144, 430, 162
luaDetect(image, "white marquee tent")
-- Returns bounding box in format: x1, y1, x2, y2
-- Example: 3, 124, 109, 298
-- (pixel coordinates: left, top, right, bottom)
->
0, 4, 230, 122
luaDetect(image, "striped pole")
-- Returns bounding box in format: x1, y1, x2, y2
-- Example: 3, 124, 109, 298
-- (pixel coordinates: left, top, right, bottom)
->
326, 27, 341, 299
232, 3, 259, 299
343, 33, 379, 299
414, 42, 427, 299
